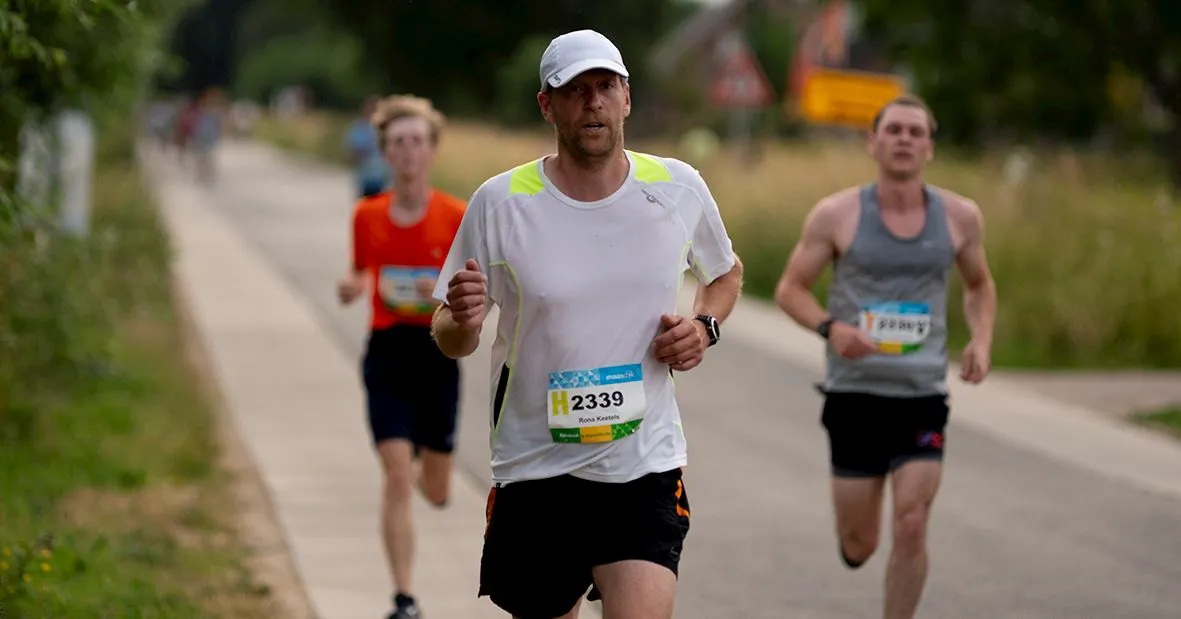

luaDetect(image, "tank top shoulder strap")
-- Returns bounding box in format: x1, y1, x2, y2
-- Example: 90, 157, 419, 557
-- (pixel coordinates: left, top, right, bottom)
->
857, 182, 881, 236
921, 184, 951, 238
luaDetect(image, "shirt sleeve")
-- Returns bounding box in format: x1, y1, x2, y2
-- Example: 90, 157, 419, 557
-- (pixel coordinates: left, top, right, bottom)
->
433, 184, 495, 305
683, 167, 737, 285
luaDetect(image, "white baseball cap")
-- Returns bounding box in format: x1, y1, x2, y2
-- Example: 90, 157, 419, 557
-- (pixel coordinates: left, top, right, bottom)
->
539, 29, 630, 90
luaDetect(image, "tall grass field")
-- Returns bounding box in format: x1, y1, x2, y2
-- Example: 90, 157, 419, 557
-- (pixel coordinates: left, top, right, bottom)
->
252, 113, 1181, 370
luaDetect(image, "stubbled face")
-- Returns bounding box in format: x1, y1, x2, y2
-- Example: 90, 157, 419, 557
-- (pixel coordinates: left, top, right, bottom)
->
383, 116, 435, 181
538, 69, 631, 165
869, 104, 934, 180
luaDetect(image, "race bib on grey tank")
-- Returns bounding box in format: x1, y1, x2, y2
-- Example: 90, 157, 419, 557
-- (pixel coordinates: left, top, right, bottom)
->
859, 301, 931, 355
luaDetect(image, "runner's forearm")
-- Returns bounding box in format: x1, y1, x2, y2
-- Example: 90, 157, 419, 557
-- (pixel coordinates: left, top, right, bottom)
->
693, 259, 743, 323
776, 280, 830, 332
962, 278, 996, 347
431, 305, 481, 359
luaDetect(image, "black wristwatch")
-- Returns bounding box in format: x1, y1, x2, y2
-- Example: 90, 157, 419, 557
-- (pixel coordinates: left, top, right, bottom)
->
693, 314, 720, 347
816, 317, 835, 340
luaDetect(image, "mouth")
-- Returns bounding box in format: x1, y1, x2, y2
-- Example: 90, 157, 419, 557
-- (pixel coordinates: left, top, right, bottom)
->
582, 122, 607, 132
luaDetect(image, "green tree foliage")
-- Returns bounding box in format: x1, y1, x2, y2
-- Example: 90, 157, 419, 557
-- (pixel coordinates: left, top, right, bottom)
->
316, 0, 685, 113
0, 0, 184, 434
0, 0, 181, 193
232, 0, 382, 110
855, 0, 1181, 186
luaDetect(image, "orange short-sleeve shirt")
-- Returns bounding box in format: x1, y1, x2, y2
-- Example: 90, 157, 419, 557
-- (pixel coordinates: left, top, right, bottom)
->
352, 189, 467, 330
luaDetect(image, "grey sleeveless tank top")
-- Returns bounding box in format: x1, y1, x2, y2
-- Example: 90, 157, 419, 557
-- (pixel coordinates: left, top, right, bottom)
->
824, 183, 955, 398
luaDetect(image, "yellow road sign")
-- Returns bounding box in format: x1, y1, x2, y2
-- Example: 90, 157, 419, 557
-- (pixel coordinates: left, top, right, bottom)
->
799, 68, 906, 129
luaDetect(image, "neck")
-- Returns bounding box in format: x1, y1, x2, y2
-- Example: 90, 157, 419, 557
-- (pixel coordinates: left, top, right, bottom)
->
549, 146, 629, 202
393, 177, 430, 212
876, 176, 925, 212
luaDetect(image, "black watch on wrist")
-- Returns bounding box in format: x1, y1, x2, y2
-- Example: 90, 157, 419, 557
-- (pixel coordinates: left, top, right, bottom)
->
693, 314, 720, 347
816, 317, 836, 340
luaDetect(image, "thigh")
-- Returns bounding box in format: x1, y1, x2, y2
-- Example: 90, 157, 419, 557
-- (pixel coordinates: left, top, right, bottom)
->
593, 560, 677, 619
831, 475, 886, 533
821, 392, 891, 478
479, 477, 593, 619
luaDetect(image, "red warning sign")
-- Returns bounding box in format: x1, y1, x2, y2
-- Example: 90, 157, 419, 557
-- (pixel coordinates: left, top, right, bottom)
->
710, 39, 775, 109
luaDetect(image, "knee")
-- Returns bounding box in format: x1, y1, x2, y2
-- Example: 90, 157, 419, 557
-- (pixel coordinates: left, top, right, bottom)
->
383, 465, 414, 503
892, 505, 930, 555
840, 526, 879, 564
420, 479, 449, 508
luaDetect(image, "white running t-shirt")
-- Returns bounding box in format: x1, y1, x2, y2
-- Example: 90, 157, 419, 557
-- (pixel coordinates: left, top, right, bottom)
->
433, 150, 736, 485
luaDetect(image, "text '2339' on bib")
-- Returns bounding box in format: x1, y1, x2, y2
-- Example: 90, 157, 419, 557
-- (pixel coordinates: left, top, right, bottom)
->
546, 363, 646, 444
858, 301, 931, 355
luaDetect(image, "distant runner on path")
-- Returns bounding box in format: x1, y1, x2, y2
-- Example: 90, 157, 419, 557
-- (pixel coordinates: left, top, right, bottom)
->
346, 94, 393, 199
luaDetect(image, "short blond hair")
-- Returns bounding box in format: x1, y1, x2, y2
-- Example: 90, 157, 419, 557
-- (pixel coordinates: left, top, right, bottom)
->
370, 94, 446, 148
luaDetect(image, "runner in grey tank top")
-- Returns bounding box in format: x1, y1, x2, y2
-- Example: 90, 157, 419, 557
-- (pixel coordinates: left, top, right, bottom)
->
824, 182, 955, 398
774, 95, 997, 619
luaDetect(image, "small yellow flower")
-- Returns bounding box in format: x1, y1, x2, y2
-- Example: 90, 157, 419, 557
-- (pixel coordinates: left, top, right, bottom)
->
1, 561, 8, 570
23, 573, 32, 583
2, 547, 11, 556
41, 562, 51, 572
40, 549, 52, 558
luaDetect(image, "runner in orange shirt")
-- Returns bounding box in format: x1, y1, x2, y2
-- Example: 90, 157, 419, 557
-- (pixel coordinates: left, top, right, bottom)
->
337, 94, 466, 619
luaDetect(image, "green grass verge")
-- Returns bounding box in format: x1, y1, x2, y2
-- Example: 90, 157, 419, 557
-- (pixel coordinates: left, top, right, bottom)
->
0, 122, 276, 618
1135, 406, 1181, 438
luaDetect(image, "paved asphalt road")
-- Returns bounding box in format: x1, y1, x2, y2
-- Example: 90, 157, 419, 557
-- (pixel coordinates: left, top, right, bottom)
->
184, 140, 1181, 618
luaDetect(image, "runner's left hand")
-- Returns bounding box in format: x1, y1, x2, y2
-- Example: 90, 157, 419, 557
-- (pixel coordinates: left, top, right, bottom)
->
653, 314, 707, 372
960, 339, 991, 384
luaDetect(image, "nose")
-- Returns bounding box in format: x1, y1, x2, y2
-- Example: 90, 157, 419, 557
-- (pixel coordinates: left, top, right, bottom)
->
583, 88, 606, 109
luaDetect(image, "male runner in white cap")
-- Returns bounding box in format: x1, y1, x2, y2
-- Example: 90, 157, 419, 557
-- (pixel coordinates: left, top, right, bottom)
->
431, 29, 744, 619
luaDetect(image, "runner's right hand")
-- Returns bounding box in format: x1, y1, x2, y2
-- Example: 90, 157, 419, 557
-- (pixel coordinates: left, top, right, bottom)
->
337, 273, 365, 305
829, 322, 878, 360
445, 259, 487, 330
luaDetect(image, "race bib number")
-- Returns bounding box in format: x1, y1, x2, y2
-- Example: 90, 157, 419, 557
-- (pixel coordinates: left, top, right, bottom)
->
378, 266, 438, 315
546, 363, 646, 444
859, 301, 931, 355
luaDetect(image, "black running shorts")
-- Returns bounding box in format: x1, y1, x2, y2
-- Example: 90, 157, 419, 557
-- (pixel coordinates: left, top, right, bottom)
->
361, 324, 460, 453
478, 468, 691, 619
821, 391, 950, 477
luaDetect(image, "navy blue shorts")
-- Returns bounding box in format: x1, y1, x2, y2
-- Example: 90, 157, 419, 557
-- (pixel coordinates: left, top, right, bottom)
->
361, 325, 460, 453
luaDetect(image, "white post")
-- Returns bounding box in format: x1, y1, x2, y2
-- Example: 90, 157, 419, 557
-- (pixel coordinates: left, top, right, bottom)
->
56, 109, 96, 237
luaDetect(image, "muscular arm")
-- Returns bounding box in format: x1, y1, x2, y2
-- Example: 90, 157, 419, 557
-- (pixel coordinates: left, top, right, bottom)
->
431, 304, 481, 359
955, 201, 997, 346
692, 256, 744, 323
774, 201, 837, 331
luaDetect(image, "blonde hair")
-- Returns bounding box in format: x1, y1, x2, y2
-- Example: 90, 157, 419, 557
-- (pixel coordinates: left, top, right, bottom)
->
370, 94, 447, 148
